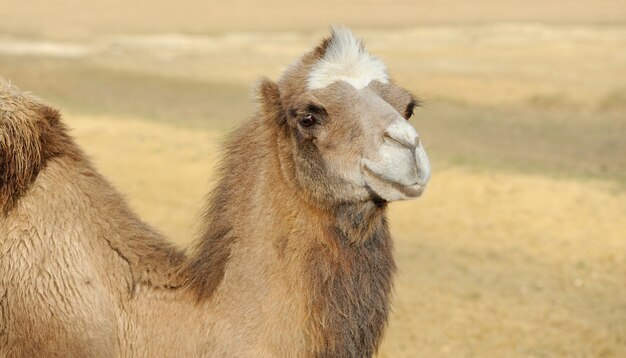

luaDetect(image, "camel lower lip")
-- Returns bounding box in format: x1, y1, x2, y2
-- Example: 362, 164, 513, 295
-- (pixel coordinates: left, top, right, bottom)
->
362, 166, 424, 198
401, 184, 424, 197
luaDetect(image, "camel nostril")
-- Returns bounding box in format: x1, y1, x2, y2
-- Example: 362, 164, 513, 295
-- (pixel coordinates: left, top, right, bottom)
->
383, 132, 394, 143
383, 130, 417, 150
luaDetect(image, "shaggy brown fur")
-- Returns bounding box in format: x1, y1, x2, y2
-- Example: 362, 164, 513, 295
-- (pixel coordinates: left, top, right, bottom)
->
0, 89, 78, 214
1, 29, 427, 357
1, 83, 185, 356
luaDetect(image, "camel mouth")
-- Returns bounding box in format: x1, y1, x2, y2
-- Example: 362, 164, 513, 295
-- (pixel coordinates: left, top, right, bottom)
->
361, 164, 425, 201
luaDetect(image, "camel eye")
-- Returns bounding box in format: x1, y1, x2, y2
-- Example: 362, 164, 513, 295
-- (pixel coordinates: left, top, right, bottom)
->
404, 98, 420, 120
299, 113, 316, 128
405, 102, 416, 119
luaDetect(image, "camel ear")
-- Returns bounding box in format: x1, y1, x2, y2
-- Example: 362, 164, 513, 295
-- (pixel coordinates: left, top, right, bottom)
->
256, 78, 286, 128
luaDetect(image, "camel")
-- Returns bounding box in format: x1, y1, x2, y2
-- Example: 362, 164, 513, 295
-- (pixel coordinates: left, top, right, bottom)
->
0, 27, 430, 357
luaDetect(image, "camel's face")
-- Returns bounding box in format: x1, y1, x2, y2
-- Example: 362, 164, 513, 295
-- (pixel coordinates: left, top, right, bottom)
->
282, 28, 430, 203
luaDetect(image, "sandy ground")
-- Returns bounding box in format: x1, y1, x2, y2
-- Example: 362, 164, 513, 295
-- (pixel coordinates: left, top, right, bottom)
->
1, 2, 626, 356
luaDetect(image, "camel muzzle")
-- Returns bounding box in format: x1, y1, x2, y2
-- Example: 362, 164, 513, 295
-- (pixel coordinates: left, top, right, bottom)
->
361, 118, 430, 201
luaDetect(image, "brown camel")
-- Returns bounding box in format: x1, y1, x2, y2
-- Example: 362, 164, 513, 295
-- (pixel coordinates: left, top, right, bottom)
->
0, 27, 430, 357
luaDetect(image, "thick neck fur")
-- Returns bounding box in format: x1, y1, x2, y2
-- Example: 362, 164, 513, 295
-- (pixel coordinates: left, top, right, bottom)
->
182, 116, 396, 357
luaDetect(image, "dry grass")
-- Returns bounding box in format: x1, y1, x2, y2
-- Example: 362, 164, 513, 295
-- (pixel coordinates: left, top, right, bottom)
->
2, 3, 626, 355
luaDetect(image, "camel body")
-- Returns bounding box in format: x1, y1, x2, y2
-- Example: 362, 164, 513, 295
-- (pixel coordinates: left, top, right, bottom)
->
0, 28, 429, 357
0, 103, 390, 357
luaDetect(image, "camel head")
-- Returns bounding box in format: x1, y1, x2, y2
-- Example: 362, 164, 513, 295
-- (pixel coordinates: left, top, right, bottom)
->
258, 27, 430, 204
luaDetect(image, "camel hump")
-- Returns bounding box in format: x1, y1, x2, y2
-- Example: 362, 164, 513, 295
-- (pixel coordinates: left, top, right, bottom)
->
0, 81, 79, 214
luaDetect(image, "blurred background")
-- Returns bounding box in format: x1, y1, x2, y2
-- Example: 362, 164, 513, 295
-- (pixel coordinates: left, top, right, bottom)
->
1, 0, 625, 356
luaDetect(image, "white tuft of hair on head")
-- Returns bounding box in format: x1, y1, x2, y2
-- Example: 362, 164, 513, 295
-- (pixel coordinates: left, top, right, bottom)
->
307, 26, 389, 90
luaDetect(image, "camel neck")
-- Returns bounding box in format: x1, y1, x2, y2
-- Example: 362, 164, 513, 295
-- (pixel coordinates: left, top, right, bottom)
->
260, 129, 396, 357
182, 122, 396, 356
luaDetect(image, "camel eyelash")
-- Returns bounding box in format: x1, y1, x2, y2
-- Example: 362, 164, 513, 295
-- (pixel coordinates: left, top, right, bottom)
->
305, 104, 327, 117
289, 104, 327, 118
